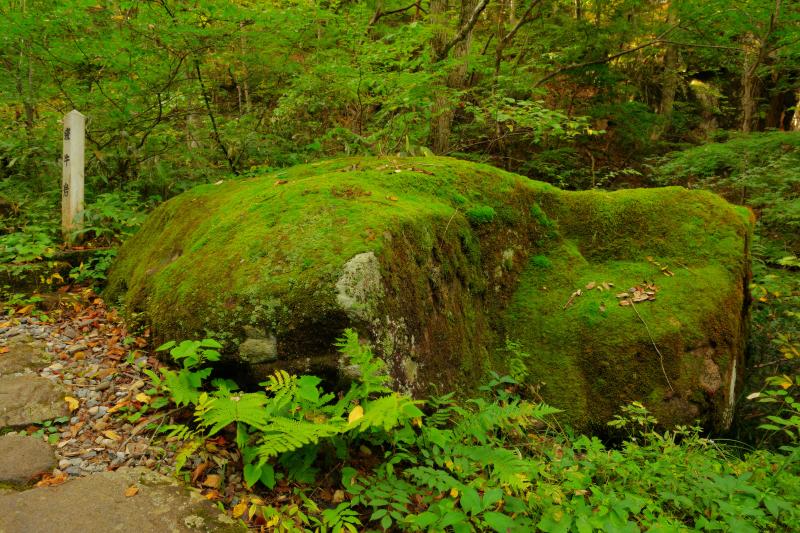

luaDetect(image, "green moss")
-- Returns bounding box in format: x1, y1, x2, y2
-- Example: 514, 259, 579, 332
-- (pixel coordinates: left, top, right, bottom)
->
530, 255, 552, 269
465, 205, 496, 225
503, 185, 750, 430
107, 156, 750, 430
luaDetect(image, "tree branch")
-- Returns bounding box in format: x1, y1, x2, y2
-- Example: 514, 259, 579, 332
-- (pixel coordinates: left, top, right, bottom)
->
194, 60, 238, 175
536, 24, 679, 86
435, 0, 491, 62
369, 2, 422, 26
501, 0, 542, 47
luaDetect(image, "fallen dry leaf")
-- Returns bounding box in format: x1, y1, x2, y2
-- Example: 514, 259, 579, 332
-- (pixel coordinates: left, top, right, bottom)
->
36, 473, 68, 487
124, 485, 139, 497
232, 501, 248, 518
64, 396, 80, 412
134, 392, 151, 404
103, 430, 122, 441
274, 179, 288, 185
108, 400, 130, 413
585, 281, 596, 290
203, 474, 221, 489
386, 195, 399, 201
191, 462, 209, 484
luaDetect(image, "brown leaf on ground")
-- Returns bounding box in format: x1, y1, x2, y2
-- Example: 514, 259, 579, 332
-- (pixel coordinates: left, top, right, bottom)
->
36, 473, 68, 487
203, 474, 221, 489
191, 462, 209, 484
124, 485, 139, 497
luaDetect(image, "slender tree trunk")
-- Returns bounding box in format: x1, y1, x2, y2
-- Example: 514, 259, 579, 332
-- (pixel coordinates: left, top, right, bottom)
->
16, 0, 34, 137
429, 0, 480, 155
652, 8, 678, 140
792, 89, 800, 131
741, 48, 761, 133
741, 0, 781, 133
430, 0, 451, 154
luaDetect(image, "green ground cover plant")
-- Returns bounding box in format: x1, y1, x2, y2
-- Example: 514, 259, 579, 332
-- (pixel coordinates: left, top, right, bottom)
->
144, 332, 800, 532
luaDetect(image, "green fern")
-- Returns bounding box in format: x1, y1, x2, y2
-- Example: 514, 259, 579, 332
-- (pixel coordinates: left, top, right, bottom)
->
336, 329, 391, 398
162, 367, 211, 407
261, 369, 298, 413
195, 391, 271, 434
257, 417, 347, 460
349, 394, 424, 433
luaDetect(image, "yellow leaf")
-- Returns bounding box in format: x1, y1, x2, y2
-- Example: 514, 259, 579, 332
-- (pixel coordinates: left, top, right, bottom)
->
16, 304, 34, 315
64, 396, 80, 412
232, 501, 248, 518
124, 486, 139, 497
249, 504, 260, 520
348, 405, 364, 424
103, 430, 122, 441
135, 393, 151, 404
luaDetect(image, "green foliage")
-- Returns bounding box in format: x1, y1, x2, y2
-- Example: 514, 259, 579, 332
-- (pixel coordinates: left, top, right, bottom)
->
464, 205, 496, 226
657, 132, 800, 254
75, 193, 146, 246
154, 330, 422, 488
29, 416, 70, 445
152, 339, 222, 406
141, 330, 800, 531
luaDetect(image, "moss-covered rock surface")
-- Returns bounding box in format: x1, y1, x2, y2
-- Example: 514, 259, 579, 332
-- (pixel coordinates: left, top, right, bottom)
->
106, 156, 751, 431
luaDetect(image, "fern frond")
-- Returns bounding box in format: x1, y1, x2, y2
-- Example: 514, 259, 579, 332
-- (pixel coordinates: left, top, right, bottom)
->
195, 391, 271, 434
460, 445, 533, 493
336, 329, 391, 395
349, 394, 424, 433
264, 370, 298, 412
256, 417, 347, 460
405, 466, 464, 493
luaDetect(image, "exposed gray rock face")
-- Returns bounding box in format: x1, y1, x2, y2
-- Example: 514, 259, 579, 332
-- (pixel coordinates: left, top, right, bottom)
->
0, 434, 56, 488
0, 336, 51, 375
0, 467, 245, 532
0, 374, 68, 428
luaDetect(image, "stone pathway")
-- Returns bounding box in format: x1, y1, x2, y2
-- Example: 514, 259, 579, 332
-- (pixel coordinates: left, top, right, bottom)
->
0, 467, 241, 533
0, 300, 245, 532
0, 434, 55, 488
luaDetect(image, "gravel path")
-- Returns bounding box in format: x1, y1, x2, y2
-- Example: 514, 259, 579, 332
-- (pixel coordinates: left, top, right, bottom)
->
0, 293, 177, 480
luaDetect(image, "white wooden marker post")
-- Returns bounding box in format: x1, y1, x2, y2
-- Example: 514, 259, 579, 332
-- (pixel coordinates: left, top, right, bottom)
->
62, 110, 85, 243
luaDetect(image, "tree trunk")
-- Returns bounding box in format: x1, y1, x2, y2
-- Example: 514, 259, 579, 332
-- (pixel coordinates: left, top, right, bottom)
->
741, 60, 761, 133
740, 0, 781, 133
651, 9, 678, 140
791, 89, 800, 131
429, 0, 479, 154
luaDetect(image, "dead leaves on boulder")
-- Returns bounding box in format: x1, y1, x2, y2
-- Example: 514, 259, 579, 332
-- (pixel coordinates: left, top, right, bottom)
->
563, 281, 614, 309
647, 256, 675, 277
563, 279, 663, 310
617, 282, 659, 306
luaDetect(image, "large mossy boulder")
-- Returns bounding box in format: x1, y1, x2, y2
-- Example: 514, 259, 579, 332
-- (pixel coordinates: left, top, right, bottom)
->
106, 156, 751, 431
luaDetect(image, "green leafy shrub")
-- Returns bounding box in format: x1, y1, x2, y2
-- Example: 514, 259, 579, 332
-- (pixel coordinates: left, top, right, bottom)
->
142, 334, 800, 531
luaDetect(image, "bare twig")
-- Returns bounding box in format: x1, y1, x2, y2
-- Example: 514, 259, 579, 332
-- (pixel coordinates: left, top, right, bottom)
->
630, 300, 674, 392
